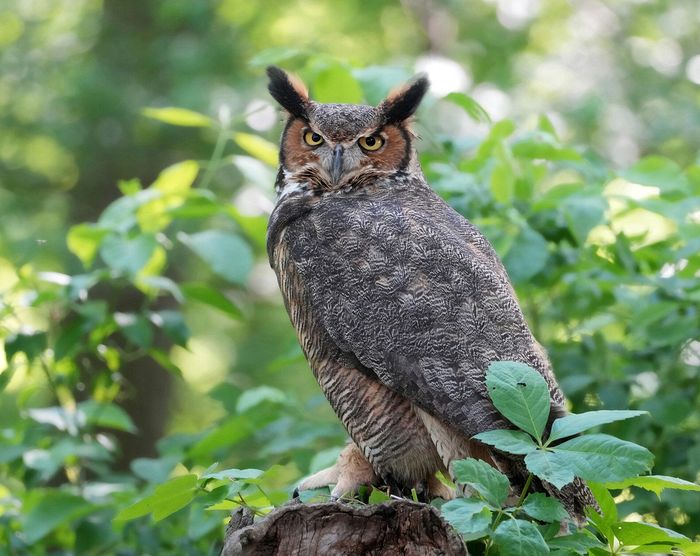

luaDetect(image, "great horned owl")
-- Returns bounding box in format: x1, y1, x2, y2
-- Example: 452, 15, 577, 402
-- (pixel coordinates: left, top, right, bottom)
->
265, 66, 594, 522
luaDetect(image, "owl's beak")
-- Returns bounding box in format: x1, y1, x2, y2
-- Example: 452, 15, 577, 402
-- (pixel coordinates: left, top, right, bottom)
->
331, 145, 344, 185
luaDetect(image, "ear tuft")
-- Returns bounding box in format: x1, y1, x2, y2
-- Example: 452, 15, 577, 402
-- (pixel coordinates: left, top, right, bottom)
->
267, 66, 309, 119
379, 74, 429, 125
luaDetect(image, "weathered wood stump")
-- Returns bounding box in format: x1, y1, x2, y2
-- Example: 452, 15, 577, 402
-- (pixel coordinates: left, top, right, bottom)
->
221, 499, 468, 555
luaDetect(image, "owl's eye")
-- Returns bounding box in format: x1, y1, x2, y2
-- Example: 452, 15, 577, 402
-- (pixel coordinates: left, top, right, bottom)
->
358, 135, 384, 152
303, 130, 324, 146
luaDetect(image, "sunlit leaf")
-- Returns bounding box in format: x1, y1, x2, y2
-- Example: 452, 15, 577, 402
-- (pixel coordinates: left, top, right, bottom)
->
440, 498, 492, 540
548, 410, 648, 443
232, 132, 278, 166
444, 92, 491, 123
472, 429, 537, 455
604, 475, 700, 497
67, 224, 109, 267
142, 107, 212, 128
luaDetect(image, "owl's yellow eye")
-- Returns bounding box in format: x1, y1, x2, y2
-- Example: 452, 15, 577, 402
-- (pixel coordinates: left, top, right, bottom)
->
358, 135, 384, 151
303, 130, 324, 146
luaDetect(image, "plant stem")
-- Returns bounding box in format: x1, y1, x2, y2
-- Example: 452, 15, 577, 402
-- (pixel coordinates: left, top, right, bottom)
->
199, 124, 229, 190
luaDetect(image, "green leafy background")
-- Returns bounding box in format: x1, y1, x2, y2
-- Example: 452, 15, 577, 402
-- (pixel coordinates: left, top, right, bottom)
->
1, 0, 699, 553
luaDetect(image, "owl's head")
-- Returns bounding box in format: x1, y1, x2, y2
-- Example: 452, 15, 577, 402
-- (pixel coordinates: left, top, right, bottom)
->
266, 66, 429, 194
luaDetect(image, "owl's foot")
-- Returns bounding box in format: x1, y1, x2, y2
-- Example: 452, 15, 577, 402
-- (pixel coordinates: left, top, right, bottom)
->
295, 443, 377, 500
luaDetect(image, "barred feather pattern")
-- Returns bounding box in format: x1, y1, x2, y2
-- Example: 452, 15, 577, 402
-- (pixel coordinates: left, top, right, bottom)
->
268, 163, 596, 522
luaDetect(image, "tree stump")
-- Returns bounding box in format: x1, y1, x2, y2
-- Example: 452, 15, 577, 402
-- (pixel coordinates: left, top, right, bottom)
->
221, 499, 468, 555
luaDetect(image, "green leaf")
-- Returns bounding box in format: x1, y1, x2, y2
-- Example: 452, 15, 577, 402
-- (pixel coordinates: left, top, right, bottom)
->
452, 458, 510, 506
368, 487, 391, 504
502, 226, 549, 284
491, 161, 515, 204
22, 491, 94, 543
181, 282, 242, 319
520, 492, 568, 522
313, 65, 364, 104
493, 519, 549, 556
604, 475, 700, 497
151, 160, 199, 195
142, 107, 212, 127
473, 429, 538, 455
613, 522, 688, 546
115, 474, 198, 522
67, 224, 109, 267
485, 361, 551, 442
440, 498, 492, 540
547, 530, 604, 553
114, 312, 153, 349
179, 230, 253, 285
588, 482, 617, 524
620, 156, 688, 192
232, 132, 278, 166
100, 234, 157, 275
149, 310, 190, 347
201, 468, 263, 481
4, 331, 47, 362
444, 92, 491, 123
236, 386, 287, 413
78, 400, 137, 433
131, 456, 181, 483
525, 435, 653, 489
524, 450, 575, 489
548, 410, 648, 443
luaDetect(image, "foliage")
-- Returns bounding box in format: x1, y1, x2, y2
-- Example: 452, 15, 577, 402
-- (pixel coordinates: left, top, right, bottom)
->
441, 362, 700, 554
2, 2, 700, 553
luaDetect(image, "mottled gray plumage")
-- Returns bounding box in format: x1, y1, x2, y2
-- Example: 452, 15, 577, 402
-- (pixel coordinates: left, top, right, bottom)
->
265, 66, 595, 523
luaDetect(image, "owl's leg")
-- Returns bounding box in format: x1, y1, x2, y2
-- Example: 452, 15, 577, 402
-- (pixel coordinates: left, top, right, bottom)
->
295, 442, 377, 499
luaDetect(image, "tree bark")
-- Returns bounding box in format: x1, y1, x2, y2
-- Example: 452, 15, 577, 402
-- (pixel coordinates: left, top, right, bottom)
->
221, 499, 468, 556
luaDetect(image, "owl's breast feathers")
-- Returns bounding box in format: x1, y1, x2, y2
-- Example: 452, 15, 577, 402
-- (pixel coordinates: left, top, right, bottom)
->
267, 178, 566, 438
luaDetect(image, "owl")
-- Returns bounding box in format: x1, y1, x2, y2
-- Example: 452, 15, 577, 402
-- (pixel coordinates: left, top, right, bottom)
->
265, 66, 595, 523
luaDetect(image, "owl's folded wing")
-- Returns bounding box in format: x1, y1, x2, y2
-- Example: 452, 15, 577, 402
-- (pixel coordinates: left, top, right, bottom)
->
286, 191, 558, 438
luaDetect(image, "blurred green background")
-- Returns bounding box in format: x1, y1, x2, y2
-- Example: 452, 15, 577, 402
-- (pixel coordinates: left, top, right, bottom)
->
1, 0, 699, 553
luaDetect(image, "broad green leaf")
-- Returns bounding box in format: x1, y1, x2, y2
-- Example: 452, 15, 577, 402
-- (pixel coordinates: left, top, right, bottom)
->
236, 385, 287, 413
232, 132, 278, 166
78, 400, 137, 433
502, 226, 549, 284
100, 234, 157, 275
313, 64, 364, 104
490, 161, 515, 203
142, 107, 212, 127
115, 474, 198, 522
452, 457, 510, 506
149, 310, 190, 347
526, 435, 653, 489
368, 487, 391, 504
588, 482, 617, 524
604, 475, 700, 497
444, 92, 491, 123
547, 530, 604, 552
22, 491, 94, 543
131, 456, 181, 484
201, 468, 263, 481
524, 449, 575, 489
179, 230, 253, 285
473, 429, 538, 455
561, 195, 606, 244
520, 493, 568, 522
151, 160, 199, 195
485, 362, 551, 442
114, 312, 153, 349
620, 156, 687, 192
613, 522, 688, 546
4, 331, 47, 362
181, 282, 242, 319
67, 224, 109, 267
248, 46, 304, 67
440, 498, 492, 540
548, 410, 648, 443
493, 519, 549, 556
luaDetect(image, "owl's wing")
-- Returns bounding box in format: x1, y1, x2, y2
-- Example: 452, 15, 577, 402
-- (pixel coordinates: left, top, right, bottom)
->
277, 185, 564, 438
